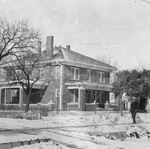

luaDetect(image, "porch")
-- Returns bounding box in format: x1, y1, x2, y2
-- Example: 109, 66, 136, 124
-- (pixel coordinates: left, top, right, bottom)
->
65, 81, 112, 111
0, 81, 47, 106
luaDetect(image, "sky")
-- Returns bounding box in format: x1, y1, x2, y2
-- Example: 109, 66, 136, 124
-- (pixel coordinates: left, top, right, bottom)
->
0, 0, 150, 70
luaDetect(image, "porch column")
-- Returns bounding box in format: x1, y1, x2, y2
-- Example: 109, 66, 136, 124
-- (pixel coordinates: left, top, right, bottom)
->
147, 99, 150, 111
19, 88, 23, 108
59, 65, 64, 110
78, 87, 85, 111
4, 89, 6, 104
0, 88, 1, 104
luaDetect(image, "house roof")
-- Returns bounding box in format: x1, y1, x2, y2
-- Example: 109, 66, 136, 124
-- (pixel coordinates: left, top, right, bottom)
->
46, 46, 117, 72
1, 45, 117, 72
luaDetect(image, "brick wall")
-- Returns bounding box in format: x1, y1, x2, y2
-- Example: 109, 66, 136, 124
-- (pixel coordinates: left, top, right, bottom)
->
41, 65, 60, 108
61, 65, 110, 110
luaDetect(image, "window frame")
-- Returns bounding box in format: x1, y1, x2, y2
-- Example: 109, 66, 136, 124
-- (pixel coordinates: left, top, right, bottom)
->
40, 89, 45, 97
39, 67, 44, 80
55, 66, 60, 79
87, 69, 91, 81
71, 67, 80, 80
72, 90, 78, 103
55, 89, 60, 97
98, 71, 105, 83
10, 89, 19, 104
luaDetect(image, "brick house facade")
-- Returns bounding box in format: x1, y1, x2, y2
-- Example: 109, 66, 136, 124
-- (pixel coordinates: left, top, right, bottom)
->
0, 36, 116, 111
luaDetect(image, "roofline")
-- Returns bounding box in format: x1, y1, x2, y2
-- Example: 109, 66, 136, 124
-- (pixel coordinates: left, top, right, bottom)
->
57, 60, 117, 72
61, 47, 116, 68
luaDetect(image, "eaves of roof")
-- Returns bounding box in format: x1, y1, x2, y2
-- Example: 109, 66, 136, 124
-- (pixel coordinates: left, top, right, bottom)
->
0, 80, 48, 88
57, 59, 117, 72
61, 48, 117, 70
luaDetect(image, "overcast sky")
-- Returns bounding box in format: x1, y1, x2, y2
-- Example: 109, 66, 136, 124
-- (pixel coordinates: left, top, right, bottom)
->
1, 0, 150, 70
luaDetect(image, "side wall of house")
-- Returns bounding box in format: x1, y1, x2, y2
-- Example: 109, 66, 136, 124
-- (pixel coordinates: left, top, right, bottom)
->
62, 65, 72, 110
40, 65, 60, 109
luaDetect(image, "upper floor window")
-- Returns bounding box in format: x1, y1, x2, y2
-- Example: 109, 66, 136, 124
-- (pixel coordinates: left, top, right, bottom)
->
31, 69, 39, 80
15, 70, 21, 75
55, 66, 60, 79
71, 67, 80, 80
87, 70, 91, 81
12, 70, 22, 80
40, 68, 44, 80
55, 89, 60, 97
0, 68, 6, 81
98, 71, 105, 83
39, 67, 47, 80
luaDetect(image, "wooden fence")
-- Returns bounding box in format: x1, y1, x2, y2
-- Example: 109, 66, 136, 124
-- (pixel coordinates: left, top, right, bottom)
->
0, 103, 55, 119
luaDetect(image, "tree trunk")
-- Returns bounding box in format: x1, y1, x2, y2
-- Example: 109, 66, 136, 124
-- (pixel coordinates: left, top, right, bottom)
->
120, 93, 123, 116
25, 91, 31, 113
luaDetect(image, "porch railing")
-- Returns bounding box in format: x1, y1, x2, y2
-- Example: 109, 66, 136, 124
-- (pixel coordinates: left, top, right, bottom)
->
0, 103, 55, 112
85, 103, 99, 111
0, 103, 55, 118
0, 104, 21, 111
67, 103, 78, 110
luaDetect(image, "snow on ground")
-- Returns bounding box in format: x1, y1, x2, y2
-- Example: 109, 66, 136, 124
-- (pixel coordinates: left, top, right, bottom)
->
0, 111, 150, 149
14, 142, 71, 149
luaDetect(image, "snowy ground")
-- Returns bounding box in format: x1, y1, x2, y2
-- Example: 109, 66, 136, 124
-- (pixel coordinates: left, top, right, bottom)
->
0, 111, 150, 149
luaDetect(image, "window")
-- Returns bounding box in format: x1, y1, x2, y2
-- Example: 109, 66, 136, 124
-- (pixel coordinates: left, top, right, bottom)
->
98, 71, 105, 83
55, 66, 60, 79
0, 68, 6, 81
1, 89, 5, 104
15, 70, 22, 75
55, 89, 60, 97
87, 70, 91, 81
40, 68, 44, 79
40, 67, 47, 80
10, 89, 19, 104
72, 90, 78, 103
12, 70, 22, 80
40, 89, 45, 97
102, 72, 105, 83
31, 69, 39, 80
71, 67, 80, 80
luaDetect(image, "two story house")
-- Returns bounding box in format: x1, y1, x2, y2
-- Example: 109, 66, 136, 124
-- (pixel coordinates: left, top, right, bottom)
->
0, 36, 117, 111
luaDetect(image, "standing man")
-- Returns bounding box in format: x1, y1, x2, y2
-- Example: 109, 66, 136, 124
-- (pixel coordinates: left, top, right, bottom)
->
130, 97, 138, 124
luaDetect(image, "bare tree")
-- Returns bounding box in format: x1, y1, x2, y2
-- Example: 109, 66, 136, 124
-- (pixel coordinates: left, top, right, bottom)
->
0, 18, 42, 112
0, 18, 41, 64
6, 50, 46, 112
96, 54, 120, 68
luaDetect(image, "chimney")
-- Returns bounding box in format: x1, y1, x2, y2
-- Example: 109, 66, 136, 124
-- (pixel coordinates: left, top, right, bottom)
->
66, 45, 70, 50
46, 36, 54, 59
37, 41, 42, 55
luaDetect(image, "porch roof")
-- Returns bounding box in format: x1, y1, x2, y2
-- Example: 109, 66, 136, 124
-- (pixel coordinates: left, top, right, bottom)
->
65, 81, 112, 92
0, 80, 48, 89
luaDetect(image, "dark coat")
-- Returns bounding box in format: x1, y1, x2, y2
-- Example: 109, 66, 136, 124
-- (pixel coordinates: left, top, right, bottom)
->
130, 101, 138, 112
